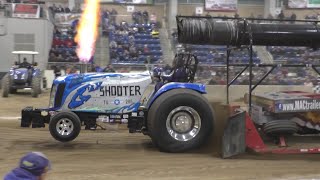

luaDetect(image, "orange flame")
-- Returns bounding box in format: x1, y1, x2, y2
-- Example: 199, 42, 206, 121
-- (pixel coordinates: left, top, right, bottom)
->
75, 0, 100, 63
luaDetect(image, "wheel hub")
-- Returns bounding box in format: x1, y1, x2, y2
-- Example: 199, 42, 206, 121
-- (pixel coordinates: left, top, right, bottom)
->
166, 106, 201, 142
56, 118, 74, 136
172, 112, 193, 133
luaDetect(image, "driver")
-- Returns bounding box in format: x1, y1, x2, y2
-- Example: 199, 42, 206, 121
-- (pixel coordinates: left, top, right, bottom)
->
20, 58, 32, 68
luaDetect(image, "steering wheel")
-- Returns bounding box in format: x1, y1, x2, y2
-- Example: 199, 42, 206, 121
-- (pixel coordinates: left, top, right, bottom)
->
172, 52, 198, 83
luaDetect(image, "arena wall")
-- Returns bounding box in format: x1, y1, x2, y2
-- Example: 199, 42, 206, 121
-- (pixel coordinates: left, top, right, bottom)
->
0, 18, 54, 72
203, 85, 313, 103
100, 4, 166, 24
283, 8, 319, 20
177, 4, 264, 17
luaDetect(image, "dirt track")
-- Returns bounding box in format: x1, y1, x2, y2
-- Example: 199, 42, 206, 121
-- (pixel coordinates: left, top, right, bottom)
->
1, 90, 320, 180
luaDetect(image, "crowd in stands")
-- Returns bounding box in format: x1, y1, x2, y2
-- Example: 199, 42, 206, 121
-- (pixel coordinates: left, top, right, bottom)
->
101, 9, 162, 65
267, 46, 320, 64
49, 25, 79, 62
197, 66, 318, 86
48, 4, 71, 13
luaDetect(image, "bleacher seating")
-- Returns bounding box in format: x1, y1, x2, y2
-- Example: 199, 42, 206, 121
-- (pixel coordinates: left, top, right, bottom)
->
108, 23, 163, 65
267, 46, 320, 64
186, 44, 261, 64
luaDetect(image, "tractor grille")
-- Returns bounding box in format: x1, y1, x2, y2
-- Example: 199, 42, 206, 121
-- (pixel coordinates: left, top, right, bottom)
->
54, 83, 66, 108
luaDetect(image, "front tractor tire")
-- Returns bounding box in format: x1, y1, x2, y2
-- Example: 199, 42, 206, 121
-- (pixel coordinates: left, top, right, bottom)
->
147, 89, 214, 153
31, 76, 41, 98
49, 111, 81, 142
2, 74, 10, 97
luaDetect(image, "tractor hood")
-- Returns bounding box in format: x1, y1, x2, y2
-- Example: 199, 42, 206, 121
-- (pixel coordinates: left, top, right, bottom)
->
53, 71, 151, 87
50, 71, 152, 113
10, 68, 29, 80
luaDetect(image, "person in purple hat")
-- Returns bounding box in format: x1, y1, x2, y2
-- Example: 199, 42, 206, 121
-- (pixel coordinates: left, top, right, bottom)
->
4, 152, 51, 180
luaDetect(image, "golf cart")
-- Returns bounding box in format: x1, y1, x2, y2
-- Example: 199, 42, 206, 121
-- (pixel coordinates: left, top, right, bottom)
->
2, 51, 42, 98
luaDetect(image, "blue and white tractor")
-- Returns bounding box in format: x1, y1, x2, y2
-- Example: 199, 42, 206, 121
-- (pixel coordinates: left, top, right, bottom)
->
21, 53, 214, 152
2, 51, 42, 98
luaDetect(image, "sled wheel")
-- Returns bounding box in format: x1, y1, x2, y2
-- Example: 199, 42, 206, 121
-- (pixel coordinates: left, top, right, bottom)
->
263, 120, 299, 136
31, 76, 41, 98
2, 73, 10, 97
148, 89, 214, 152
49, 111, 81, 142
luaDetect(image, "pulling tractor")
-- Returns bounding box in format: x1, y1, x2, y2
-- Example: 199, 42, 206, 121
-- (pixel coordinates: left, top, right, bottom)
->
20, 53, 214, 152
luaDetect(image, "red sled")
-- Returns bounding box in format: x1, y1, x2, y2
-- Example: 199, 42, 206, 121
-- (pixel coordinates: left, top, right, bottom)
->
222, 110, 320, 158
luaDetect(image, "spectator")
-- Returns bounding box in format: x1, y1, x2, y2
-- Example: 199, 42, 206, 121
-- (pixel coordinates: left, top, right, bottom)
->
4, 152, 51, 180
142, 10, 149, 24
278, 10, 285, 20
290, 12, 297, 24
58, 5, 64, 13
48, 53, 57, 62
150, 13, 157, 24
103, 64, 115, 72
65, 6, 70, 13
109, 40, 117, 49
143, 44, 149, 53
234, 12, 239, 18
151, 28, 159, 38
249, 13, 255, 22
110, 8, 118, 24
129, 45, 137, 57
52, 65, 61, 78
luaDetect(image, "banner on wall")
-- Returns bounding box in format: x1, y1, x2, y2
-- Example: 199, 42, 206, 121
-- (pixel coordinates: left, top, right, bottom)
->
307, 0, 320, 7
54, 13, 81, 25
288, 0, 320, 8
288, 0, 308, 8
99, 0, 153, 4
205, 0, 237, 11
11, 3, 40, 19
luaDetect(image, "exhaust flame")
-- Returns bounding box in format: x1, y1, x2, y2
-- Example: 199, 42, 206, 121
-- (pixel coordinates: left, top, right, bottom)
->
75, 0, 100, 63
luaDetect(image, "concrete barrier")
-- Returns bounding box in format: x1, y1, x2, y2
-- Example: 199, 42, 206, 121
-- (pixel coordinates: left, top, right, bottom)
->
143, 84, 313, 103
204, 85, 313, 103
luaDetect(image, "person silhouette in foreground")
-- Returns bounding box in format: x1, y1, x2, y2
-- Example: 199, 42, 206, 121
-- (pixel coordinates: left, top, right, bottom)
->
4, 152, 51, 180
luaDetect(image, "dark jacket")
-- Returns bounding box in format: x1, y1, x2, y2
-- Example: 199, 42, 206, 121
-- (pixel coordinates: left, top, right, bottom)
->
4, 168, 38, 180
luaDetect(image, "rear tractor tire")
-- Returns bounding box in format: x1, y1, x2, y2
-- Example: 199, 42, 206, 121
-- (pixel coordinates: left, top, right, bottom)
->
147, 89, 214, 153
31, 76, 41, 98
2, 74, 10, 98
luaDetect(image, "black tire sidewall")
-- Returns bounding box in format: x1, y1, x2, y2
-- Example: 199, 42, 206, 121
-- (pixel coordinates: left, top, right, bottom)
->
149, 89, 214, 152
31, 76, 41, 97
49, 111, 81, 142
2, 74, 10, 97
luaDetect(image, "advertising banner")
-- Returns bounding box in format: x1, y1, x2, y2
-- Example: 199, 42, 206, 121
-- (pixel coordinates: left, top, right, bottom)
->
11, 3, 40, 19
205, 0, 237, 11
288, 0, 320, 8
54, 13, 81, 25
307, 0, 320, 8
100, 0, 153, 4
